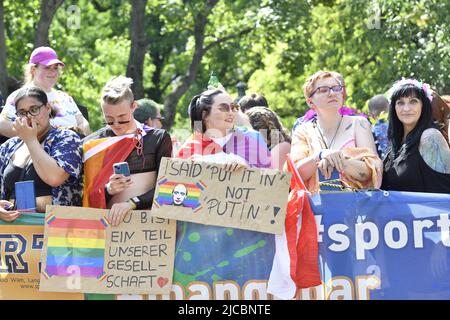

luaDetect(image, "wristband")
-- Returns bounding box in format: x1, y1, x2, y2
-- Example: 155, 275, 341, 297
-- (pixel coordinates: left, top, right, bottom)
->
128, 197, 140, 210
127, 200, 137, 210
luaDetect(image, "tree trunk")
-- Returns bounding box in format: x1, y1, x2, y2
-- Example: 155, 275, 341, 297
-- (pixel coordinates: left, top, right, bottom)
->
126, 0, 148, 100
34, 0, 65, 48
147, 51, 164, 102
163, 0, 219, 130
0, 0, 8, 97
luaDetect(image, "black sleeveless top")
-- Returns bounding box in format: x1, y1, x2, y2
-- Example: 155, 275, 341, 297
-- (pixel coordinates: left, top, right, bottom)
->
4, 161, 52, 198
381, 144, 450, 194
3, 132, 53, 199
82, 127, 172, 209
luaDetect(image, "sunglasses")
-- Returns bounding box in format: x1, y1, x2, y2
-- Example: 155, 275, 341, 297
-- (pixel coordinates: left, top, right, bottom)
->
309, 85, 344, 98
104, 113, 133, 126
16, 104, 45, 118
217, 103, 240, 113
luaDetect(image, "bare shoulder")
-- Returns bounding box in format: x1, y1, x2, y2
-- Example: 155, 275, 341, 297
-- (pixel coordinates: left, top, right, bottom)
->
350, 116, 377, 152
419, 128, 450, 174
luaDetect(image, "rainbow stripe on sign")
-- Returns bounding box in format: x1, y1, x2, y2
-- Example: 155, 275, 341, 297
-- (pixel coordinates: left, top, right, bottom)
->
155, 178, 205, 209
45, 217, 106, 278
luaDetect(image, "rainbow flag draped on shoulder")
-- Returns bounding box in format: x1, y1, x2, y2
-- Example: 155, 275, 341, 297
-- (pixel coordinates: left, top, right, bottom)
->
82, 123, 149, 209
177, 127, 272, 168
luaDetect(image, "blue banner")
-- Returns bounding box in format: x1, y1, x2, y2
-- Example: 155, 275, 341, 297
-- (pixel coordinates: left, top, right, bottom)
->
172, 190, 450, 300
310, 190, 450, 300
1, 191, 449, 300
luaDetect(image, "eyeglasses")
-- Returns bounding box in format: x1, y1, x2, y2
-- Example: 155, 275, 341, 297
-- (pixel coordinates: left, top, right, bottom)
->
152, 116, 165, 121
16, 104, 45, 118
105, 114, 132, 126
217, 103, 240, 113
309, 85, 344, 98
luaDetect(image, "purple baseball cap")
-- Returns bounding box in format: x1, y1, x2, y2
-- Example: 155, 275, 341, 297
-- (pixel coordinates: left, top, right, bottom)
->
29, 46, 65, 66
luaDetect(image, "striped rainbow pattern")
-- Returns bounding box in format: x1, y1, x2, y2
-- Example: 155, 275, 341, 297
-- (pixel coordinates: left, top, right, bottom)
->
45, 217, 106, 278
155, 178, 205, 209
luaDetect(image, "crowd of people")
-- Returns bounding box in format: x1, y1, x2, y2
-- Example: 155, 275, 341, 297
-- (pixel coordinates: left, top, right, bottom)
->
0, 46, 449, 228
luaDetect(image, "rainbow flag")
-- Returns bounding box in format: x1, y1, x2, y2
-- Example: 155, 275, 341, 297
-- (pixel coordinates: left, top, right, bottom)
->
155, 178, 205, 209
45, 217, 106, 278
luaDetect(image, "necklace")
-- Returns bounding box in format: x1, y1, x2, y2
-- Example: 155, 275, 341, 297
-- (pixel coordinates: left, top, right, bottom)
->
313, 115, 343, 149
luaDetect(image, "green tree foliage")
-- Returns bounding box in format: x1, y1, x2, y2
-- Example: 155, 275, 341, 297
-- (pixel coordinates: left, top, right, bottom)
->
4, 0, 39, 79
303, 0, 450, 112
2, 0, 448, 133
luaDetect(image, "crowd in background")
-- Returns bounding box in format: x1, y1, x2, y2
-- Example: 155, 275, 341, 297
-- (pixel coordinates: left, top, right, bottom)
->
0, 46, 449, 224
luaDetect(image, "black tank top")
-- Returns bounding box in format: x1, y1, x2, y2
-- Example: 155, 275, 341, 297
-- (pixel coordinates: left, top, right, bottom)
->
3, 161, 52, 198
3, 131, 53, 199
382, 144, 450, 194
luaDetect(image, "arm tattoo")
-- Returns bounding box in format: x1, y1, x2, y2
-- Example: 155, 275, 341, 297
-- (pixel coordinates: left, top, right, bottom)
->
359, 119, 368, 130
419, 129, 450, 174
358, 171, 367, 179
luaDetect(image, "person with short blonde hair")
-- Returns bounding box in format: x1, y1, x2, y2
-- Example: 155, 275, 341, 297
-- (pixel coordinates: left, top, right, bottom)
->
292, 71, 363, 132
101, 76, 135, 105
290, 70, 382, 193
82, 76, 172, 227
303, 71, 345, 99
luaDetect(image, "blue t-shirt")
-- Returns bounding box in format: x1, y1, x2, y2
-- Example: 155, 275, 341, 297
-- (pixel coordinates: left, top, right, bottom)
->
372, 119, 389, 159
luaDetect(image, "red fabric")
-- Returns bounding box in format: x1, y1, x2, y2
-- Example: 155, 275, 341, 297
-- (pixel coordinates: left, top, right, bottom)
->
286, 155, 321, 288
177, 132, 223, 159
88, 138, 136, 209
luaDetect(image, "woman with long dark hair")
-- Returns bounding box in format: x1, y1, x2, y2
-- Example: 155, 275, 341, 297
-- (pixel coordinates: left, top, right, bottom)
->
178, 89, 272, 168
382, 79, 450, 193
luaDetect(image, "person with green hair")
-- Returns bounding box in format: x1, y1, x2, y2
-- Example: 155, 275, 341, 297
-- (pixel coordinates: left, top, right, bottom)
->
133, 98, 165, 129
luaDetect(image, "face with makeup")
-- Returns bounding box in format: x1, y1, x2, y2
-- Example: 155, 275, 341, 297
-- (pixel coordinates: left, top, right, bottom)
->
102, 99, 137, 136
172, 184, 187, 206
394, 95, 423, 131
203, 92, 239, 135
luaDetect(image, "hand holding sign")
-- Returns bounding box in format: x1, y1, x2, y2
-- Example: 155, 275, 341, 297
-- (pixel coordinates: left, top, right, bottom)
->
152, 158, 291, 234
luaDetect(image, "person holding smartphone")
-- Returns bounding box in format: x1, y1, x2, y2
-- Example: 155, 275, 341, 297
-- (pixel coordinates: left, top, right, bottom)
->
82, 76, 172, 226
0, 86, 83, 222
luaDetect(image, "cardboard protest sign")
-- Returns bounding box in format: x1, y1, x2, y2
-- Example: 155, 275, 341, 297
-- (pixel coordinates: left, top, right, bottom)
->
151, 157, 291, 234
39, 206, 176, 295
0, 222, 83, 300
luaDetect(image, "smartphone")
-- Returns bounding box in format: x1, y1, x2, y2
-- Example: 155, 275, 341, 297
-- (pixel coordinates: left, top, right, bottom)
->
113, 162, 130, 177
15, 180, 36, 212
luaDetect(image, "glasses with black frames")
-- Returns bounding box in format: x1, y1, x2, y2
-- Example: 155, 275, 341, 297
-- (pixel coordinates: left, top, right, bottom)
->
16, 104, 46, 118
